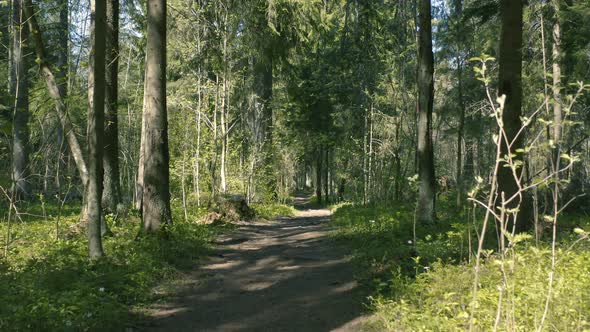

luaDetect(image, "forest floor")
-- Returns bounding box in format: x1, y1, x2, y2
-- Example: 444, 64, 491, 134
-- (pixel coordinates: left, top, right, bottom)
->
141, 195, 369, 332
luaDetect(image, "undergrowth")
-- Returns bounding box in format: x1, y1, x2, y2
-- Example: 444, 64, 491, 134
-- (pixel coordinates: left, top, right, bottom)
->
0, 201, 228, 331
251, 203, 296, 220
331, 200, 590, 331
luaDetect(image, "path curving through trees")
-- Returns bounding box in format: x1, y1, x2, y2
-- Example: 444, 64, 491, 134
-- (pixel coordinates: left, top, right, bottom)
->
144, 196, 368, 331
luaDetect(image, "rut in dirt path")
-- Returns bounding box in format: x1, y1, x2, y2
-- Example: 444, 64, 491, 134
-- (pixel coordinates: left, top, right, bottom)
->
144, 201, 368, 332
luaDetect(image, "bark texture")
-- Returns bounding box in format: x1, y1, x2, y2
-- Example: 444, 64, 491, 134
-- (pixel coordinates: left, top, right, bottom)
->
497, 0, 529, 232
141, 0, 172, 232
87, 0, 107, 258
103, 0, 121, 213
551, 0, 562, 165
55, 0, 68, 191
10, 0, 30, 199
416, 0, 436, 224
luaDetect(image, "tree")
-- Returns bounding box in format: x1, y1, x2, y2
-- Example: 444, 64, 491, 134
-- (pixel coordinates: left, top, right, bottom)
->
86, 0, 107, 258
54, 0, 68, 192
453, 0, 467, 208
140, 0, 172, 232
23, 0, 89, 186
416, 0, 436, 224
551, 0, 563, 169
103, 0, 121, 214
497, 0, 528, 232
9, 0, 30, 199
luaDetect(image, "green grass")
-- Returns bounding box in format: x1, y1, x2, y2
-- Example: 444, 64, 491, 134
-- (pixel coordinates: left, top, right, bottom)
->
0, 202, 228, 331
330, 201, 590, 331
251, 203, 296, 220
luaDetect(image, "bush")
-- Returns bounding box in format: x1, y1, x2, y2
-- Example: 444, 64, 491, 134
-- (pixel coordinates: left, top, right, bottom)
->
370, 242, 590, 331
252, 203, 296, 220
330, 204, 590, 331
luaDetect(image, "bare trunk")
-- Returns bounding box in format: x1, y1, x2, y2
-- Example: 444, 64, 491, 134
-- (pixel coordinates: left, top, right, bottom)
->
141, 0, 172, 232
416, 0, 436, 224
220, 75, 227, 194
454, 0, 465, 209
87, 0, 106, 259
316, 148, 323, 204
10, 0, 30, 199
368, 102, 374, 203
497, 0, 528, 232
194, 78, 202, 206
103, 0, 121, 213
55, 0, 68, 192
551, 0, 562, 169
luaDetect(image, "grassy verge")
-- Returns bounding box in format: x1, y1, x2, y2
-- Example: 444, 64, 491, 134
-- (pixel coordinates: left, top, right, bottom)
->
330, 202, 590, 331
0, 201, 229, 331
251, 203, 296, 220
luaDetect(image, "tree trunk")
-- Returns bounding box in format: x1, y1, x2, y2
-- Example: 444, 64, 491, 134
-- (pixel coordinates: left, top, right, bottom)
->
10, 0, 30, 199
141, 0, 172, 232
254, 49, 274, 198
316, 148, 323, 205
551, 0, 562, 168
416, 0, 436, 224
55, 0, 68, 192
497, 0, 529, 232
23, 0, 89, 186
454, 0, 465, 209
87, 0, 106, 259
103, 0, 121, 214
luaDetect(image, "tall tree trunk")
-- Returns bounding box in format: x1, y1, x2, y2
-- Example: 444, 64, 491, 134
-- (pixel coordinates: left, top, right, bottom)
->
55, 0, 68, 192
551, 0, 562, 169
103, 0, 121, 214
87, 0, 106, 259
220, 74, 227, 194
316, 148, 323, 204
497, 0, 529, 232
220, 10, 229, 195
254, 50, 274, 197
454, 0, 465, 209
416, 0, 436, 224
194, 70, 202, 206
23, 0, 89, 186
141, 0, 172, 232
10, 0, 30, 199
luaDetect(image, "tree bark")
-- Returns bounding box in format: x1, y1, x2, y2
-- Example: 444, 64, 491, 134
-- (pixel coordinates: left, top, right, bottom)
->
87, 0, 107, 259
55, 0, 68, 192
23, 0, 89, 186
551, 0, 562, 167
497, 0, 529, 232
103, 0, 121, 214
454, 0, 465, 209
254, 47, 274, 198
10, 0, 30, 199
141, 0, 172, 232
416, 0, 436, 224
316, 148, 323, 204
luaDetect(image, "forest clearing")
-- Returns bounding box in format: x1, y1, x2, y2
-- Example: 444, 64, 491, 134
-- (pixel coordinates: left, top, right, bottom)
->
1, 0, 590, 331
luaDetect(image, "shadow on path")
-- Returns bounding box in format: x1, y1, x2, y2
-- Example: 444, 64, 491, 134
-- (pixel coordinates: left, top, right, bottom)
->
142, 196, 368, 332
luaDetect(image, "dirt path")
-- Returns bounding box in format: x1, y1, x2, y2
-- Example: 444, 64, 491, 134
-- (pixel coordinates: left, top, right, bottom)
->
143, 197, 367, 331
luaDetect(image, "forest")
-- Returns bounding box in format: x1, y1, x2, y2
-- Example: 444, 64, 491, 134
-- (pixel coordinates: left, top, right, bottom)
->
1, 0, 590, 330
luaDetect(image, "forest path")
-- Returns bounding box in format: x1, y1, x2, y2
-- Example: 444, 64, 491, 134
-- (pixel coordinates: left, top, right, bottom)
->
143, 195, 368, 331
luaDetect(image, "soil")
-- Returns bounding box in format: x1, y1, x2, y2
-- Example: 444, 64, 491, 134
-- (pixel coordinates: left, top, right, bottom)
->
141, 195, 368, 332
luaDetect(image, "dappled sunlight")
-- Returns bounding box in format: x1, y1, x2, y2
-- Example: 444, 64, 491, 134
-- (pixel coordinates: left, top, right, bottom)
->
146, 203, 367, 331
